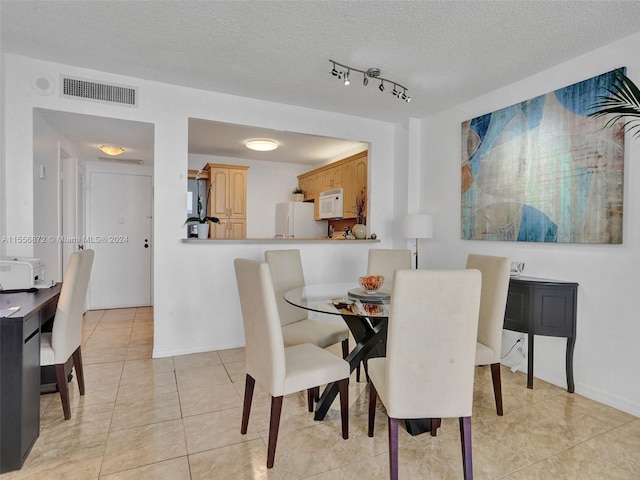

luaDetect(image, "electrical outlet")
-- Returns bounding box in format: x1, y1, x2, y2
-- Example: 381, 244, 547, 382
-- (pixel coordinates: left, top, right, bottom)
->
517, 335, 527, 358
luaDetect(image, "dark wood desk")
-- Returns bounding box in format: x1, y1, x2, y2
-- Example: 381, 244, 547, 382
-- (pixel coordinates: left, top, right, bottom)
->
0, 284, 61, 473
504, 276, 578, 392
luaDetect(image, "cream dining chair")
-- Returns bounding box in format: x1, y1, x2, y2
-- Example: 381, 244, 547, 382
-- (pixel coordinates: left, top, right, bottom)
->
466, 253, 511, 416
40, 248, 94, 420
265, 249, 350, 356
367, 269, 482, 480
234, 258, 350, 468
367, 248, 412, 288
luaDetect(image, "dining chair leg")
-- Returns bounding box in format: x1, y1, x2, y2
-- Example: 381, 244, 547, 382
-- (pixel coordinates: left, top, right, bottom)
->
72, 346, 85, 395
368, 383, 377, 437
267, 395, 284, 468
55, 363, 71, 420
338, 378, 349, 439
341, 338, 349, 359
459, 416, 473, 480
307, 388, 315, 412
241, 374, 255, 434
313, 386, 320, 402
490, 362, 503, 416
388, 417, 400, 480
431, 418, 441, 436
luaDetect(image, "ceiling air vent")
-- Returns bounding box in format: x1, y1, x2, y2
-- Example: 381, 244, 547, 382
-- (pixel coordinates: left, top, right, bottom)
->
61, 76, 137, 107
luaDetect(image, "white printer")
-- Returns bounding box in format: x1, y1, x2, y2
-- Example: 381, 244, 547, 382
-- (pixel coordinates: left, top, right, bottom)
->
0, 257, 46, 290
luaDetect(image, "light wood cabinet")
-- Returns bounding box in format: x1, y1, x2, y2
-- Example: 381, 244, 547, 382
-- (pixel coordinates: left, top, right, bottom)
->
297, 150, 368, 221
204, 163, 248, 239
342, 152, 367, 219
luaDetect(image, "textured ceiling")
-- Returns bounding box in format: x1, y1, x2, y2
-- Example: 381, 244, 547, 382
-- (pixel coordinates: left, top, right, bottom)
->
5, 1, 640, 163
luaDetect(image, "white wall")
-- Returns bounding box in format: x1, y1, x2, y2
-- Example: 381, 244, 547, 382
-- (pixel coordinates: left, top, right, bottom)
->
189, 153, 311, 238
421, 31, 640, 416
2, 54, 397, 361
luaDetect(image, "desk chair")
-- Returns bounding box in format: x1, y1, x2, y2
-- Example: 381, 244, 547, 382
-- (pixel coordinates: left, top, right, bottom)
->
265, 249, 350, 357
466, 253, 511, 416
234, 259, 350, 468
367, 269, 481, 480
40, 249, 94, 420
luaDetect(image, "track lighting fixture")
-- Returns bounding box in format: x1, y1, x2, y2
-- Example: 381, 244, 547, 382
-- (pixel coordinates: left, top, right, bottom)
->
329, 60, 410, 103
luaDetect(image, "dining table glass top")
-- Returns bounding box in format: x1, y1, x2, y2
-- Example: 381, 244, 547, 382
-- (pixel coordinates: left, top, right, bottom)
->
284, 282, 391, 318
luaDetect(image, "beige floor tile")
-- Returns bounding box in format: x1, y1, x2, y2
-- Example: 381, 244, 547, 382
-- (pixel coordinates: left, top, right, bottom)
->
125, 343, 153, 360
101, 419, 187, 475
179, 382, 242, 417
110, 390, 182, 431
189, 439, 283, 480
121, 356, 175, 378
116, 370, 178, 403
223, 359, 246, 382
173, 350, 223, 370
304, 461, 370, 480
183, 406, 261, 454
0, 457, 103, 480
83, 346, 129, 365
218, 346, 246, 363
99, 456, 191, 480
175, 364, 231, 391
582, 419, 640, 476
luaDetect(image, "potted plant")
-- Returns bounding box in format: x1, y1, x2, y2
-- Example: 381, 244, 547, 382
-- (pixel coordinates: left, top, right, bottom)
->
352, 188, 367, 239
588, 69, 640, 138
292, 187, 305, 202
185, 181, 219, 238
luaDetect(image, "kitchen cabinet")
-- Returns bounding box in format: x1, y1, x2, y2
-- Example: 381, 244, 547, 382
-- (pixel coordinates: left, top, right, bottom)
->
204, 163, 248, 239
342, 152, 367, 219
298, 151, 368, 221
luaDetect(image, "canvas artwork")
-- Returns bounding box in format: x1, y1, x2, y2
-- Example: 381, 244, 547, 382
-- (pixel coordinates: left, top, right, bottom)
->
461, 69, 625, 243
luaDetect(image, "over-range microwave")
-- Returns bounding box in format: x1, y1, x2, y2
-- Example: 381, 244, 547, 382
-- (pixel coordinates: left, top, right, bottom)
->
318, 188, 344, 219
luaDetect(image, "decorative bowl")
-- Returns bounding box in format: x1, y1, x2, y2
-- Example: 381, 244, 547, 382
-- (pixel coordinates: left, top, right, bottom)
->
359, 275, 384, 294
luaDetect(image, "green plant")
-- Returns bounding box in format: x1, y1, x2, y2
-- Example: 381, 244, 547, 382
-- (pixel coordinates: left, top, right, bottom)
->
185, 183, 220, 224
292, 187, 304, 194
588, 69, 640, 138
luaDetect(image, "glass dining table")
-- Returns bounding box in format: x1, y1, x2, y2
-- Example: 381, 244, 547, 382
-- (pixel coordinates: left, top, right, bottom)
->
284, 282, 432, 435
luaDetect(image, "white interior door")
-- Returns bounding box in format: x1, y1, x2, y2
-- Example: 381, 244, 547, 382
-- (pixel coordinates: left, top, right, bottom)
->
88, 170, 152, 309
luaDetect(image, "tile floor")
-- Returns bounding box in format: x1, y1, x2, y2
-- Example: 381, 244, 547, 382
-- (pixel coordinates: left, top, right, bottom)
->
4, 307, 639, 479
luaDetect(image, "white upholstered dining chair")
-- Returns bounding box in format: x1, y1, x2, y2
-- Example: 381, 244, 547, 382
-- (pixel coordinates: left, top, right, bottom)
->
366, 248, 412, 289
265, 249, 350, 357
40, 248, 94, 420
367, 269, 482, 480
466, 253, 511, 416
234, 258, 350, 468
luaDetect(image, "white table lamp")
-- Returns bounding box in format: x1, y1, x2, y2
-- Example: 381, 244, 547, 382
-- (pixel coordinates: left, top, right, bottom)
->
402, 214, 433, 269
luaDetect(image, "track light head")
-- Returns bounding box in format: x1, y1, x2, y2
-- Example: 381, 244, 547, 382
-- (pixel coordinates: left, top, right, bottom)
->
363, 75, 368, 86
379, 81, 384, 92
343, 71, 350, 85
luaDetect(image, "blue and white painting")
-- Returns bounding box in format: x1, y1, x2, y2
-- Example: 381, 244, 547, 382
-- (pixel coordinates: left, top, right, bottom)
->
461, 69, 625, 243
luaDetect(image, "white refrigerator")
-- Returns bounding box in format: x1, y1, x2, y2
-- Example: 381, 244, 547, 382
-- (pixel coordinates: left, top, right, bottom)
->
275, 202, 327, 238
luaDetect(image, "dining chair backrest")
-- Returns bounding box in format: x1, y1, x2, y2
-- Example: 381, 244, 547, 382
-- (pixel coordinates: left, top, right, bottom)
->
51, 249, 94, 364
385, 268, 482, 419
465, 253, 511, 364
234, 258, 287, 395
264, 249, 306, 326
367, 249, 412, 288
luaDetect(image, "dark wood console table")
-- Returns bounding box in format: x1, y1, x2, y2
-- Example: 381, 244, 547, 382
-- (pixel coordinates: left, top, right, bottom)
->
504, 276, 578, 393
0, 284, 61, 473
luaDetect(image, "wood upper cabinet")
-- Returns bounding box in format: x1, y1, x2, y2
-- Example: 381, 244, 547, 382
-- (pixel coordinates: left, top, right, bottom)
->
204, 163, 248, 239
297, 150, 368, 221
342, 152, 368, 219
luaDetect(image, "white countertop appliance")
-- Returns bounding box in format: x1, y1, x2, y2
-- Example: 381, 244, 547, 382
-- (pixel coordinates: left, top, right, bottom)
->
275, 202, 327, 238
0, 257, 46, 290
318, 188, 344, 219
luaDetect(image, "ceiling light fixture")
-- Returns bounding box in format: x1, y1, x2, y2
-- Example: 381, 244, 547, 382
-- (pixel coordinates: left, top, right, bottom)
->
246, 139, 278, 152
330, 60, 410, 103
98, 144, 125, 156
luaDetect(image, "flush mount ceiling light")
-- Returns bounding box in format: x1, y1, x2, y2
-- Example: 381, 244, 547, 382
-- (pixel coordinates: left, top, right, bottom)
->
329, 60, 410, 103
245, 139, 278, 151
98, 144, 125, 156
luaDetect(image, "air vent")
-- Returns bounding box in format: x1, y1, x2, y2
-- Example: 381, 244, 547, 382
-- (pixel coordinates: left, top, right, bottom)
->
62, 76, 137, 107
98, 157, 144, 165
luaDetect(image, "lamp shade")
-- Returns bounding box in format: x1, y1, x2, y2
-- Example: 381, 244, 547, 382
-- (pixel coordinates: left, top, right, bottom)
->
402, 214, 433, 239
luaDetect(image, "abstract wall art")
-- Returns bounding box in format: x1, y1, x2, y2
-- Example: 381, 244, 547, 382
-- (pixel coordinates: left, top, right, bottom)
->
461, 69, 625, 243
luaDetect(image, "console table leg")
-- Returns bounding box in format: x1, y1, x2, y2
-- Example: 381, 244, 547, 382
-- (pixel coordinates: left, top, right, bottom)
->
566, 337, 575, 393
527, 334, 534, 389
